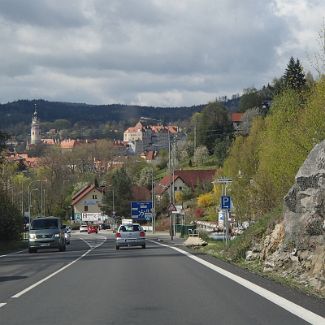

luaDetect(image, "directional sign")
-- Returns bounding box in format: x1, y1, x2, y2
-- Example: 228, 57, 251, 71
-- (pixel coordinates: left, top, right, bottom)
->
131, 201, 153, 221
221, 196, 231, 210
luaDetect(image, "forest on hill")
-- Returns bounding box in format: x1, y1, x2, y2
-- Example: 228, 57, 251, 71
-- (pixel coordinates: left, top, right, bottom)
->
0, 100, 205, 139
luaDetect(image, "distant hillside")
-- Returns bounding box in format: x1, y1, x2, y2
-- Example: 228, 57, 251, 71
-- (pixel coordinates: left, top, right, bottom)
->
0, 99, 206, 127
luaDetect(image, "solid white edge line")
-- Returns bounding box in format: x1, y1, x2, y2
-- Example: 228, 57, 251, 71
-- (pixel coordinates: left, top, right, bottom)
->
11, 249, 92, 299
0, 303, 7, 308
154, 241, 325, 325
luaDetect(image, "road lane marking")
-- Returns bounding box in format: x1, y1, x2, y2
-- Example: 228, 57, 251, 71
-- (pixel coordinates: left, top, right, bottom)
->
0, 250, 24, 258
0, 303, 7, 308
79, 236, 107, 249
11, 249, 92, 299
154, 241, 325, 325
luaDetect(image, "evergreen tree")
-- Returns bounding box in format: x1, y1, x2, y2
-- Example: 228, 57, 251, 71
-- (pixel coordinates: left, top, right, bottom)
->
239, 88, 263, 112
283, 57, 306, 91
0, 131, 8, 162
102, 168, 132, 219
194, 102, 233, 155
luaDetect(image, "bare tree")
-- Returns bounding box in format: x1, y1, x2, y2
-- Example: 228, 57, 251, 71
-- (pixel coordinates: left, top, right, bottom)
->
308, 20, 325, 77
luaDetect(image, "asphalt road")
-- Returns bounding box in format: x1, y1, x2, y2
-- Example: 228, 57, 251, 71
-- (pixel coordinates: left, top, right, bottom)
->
0, 231, 324, 325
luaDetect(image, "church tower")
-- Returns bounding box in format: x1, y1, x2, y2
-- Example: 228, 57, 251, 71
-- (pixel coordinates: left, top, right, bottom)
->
31, 105, 41, 145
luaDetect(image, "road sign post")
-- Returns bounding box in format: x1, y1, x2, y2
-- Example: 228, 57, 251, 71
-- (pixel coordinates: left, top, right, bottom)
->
168, 203, 177, 240
214, 177, 232, 245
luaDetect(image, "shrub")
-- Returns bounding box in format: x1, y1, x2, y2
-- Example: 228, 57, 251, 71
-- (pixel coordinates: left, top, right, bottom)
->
225, 206, 282, 261
0, 191, 23, 241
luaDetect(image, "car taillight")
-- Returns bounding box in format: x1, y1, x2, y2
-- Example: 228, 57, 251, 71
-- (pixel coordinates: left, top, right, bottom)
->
115, 232, 121, 238
140, 231, 145, 238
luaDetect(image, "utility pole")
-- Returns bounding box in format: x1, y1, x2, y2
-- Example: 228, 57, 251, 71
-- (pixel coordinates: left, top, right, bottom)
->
151, 168, 155, 233
194, 124, 197, 150
168, 130, 172, 203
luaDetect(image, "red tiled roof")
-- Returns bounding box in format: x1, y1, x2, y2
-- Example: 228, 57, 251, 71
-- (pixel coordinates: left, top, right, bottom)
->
155, 169, 216, 195
231, 113, 244, 123
125, 122, 144, 133
60, 139, 79, 149
42, 139, 56, 145
131, 185, 151, 201
71, 184, 104, 206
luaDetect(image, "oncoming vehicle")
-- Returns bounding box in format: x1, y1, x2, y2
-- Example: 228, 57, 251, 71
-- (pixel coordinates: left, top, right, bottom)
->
62, 225, 71, 244
28, 217, 66, 253
115, 223, 146, 250
79, 224, 88, 232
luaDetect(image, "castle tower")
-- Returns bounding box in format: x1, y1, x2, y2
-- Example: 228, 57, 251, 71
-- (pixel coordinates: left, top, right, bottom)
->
31, 105, 41, 145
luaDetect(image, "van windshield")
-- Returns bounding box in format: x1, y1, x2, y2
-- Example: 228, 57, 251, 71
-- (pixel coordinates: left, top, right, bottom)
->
31, 219, 59, 230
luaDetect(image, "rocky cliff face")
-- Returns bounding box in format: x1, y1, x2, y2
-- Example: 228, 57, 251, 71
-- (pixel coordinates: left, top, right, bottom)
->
249, 141, 325, 295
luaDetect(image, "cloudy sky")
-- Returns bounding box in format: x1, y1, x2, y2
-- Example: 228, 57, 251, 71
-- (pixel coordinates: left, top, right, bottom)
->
0, 0, 324, 107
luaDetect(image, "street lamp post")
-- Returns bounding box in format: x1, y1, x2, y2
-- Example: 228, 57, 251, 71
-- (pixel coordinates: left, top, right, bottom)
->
107, 187, 115, 220
28, 188, 39, 231
27, 179, 46, 231
151, 168, 155, 234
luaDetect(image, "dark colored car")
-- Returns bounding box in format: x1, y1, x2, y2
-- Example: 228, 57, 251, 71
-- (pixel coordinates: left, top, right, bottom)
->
28, 217, 66, 253
87, 225, 98, 234
100, 223, 110, 230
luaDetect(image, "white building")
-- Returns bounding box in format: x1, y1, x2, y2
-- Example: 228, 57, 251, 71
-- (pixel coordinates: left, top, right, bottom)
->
123, 121, 179, 153
30, 109, 41, 145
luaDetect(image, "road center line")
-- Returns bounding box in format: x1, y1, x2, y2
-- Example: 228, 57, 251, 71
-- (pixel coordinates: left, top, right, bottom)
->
154, 241, 325, 325
11, 249, 92, 299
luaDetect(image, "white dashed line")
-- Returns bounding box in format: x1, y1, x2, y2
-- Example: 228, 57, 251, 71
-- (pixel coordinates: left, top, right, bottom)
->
11, 249, 92, 299
0, 303, 7, 308
154, 241, 325, 325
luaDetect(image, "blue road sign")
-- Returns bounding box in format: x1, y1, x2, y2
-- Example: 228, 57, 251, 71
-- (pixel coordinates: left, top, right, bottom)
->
221, 196, 231, 210
131, 201, 153, 221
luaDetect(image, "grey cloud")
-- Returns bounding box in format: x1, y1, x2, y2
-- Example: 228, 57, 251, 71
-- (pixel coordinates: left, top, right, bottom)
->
0, 0, 322, 106
0, 0, 89, 28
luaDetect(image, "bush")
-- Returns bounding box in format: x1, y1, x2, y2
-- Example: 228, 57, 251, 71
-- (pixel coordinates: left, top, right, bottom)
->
225, 206, 282, 261
198, 230, 210, 242
0, 191, 23, 241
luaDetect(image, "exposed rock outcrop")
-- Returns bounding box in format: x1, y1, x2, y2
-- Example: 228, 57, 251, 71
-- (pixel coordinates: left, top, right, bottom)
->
260, 141, 325, 295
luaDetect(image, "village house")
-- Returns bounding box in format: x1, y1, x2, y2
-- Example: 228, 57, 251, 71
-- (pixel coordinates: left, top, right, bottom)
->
155, 169, 217, 200
231, 112, 244, 132
71, 184, 105, 223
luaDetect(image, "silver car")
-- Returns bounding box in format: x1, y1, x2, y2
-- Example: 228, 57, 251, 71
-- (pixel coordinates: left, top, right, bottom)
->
62, 225, 71, 244
28, 217, 66, 253
115, 223, 146, 249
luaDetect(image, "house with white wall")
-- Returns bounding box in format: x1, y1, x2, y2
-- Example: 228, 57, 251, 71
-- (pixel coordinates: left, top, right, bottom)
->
71, 184, 105, 223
